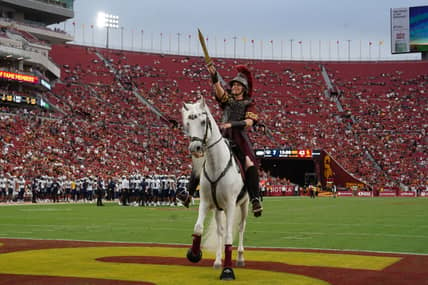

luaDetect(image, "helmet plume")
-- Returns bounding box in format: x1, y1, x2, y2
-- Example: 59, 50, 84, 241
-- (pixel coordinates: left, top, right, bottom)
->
235, 65, 253, 97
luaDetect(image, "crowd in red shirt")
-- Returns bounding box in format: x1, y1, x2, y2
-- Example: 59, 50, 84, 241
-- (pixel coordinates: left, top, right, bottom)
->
0, 45, 426, 191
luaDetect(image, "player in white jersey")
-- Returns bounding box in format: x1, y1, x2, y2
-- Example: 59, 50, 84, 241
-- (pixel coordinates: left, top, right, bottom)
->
120, 176, 129, 206
63, 179, 71, 202
0, 175, 6, 202
160, 175, 169, 205
167, 175, 177, 206
86, 177, 94, 201
149, 175, 160, 206
6, 176, 16, 203
129, 175, 139, 205
17, 177, 25, 202
138, 176, 147, 206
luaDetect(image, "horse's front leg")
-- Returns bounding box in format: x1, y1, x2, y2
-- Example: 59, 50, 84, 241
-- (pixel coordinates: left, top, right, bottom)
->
213, 210, 224, 269
236, 199, 249, 267
220, 204, 236, 280
187, 198, 209, 263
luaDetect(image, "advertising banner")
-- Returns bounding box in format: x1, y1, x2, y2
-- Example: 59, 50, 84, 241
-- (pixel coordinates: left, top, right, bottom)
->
399, 192, 416, 197
357, 191, 373, 197
379, 191, 397, 197
267, 185, 294, 196
337, 191, 353, 197
391, 7, 410, 53
391, 5, 428, 53
0, 70, 39, 84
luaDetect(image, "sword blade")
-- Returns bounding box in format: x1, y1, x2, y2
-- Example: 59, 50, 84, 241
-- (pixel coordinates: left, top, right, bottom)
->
198, 28, 212, 65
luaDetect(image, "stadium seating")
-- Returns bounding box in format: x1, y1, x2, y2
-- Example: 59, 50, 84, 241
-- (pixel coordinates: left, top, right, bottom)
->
324, 62, 427, 189
1, 44, 426, 192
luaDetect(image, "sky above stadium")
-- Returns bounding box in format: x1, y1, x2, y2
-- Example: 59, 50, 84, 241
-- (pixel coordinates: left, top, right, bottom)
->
55, 0, 428, 61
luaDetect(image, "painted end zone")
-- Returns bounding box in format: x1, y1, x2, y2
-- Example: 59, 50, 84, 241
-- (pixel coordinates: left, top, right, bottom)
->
0, 239, 427, 285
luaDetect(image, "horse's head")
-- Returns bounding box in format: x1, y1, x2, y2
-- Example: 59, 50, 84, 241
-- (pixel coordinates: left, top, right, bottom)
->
182, 97, 211, 158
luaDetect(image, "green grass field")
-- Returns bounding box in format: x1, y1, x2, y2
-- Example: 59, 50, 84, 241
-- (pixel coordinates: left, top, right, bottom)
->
1, 197, 427, 254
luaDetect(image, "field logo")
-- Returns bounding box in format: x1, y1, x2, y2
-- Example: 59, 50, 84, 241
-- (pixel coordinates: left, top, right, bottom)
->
0, 240, 405, 285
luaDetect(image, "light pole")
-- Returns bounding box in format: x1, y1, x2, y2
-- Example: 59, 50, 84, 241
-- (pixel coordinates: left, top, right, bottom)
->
270, 40, 274, 59
336, 40, 340, 60
120, 26, 124, 50
188, 34, 191, 55
141, 29, 144, 51
281, 40, 283, 59
177, 32, 181, 55
97, 12, 119, 49
160, 32, 163, 53
347, 39, 351, 61
91, 24, 94, 46
131, 29, 134, 50
232, 36, 237, 58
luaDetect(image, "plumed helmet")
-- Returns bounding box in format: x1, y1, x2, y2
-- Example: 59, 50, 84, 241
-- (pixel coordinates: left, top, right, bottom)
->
230, 73, 249, 90
229, 65, 253, 97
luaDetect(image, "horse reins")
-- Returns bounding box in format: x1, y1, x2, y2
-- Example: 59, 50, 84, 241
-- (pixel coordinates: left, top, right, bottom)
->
188, 110, 235, 211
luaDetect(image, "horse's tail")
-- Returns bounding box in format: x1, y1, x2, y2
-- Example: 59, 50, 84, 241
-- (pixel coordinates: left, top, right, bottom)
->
202, 208, 242, 253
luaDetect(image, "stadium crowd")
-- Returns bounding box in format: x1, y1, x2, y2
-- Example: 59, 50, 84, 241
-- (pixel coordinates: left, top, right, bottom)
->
0, 45, 427, 197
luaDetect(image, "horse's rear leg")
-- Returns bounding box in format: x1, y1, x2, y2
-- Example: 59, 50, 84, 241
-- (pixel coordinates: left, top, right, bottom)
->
187, 201, 209, 263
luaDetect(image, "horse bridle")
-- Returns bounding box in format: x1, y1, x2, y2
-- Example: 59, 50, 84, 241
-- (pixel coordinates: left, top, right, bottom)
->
189, 111, 223, 150
188, 111, 236, 211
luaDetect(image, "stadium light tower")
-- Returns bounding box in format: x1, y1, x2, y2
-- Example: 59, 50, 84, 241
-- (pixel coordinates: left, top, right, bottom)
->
97, 12, 119, 48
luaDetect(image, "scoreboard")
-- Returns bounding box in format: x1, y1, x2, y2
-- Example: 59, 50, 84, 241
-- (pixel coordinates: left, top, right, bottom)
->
1, 94, 37, 106
1, 93, 50, 109
255, 149, 320, 158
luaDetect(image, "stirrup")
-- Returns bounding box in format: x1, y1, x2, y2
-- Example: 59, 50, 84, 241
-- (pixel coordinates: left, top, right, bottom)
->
251, 198, 263, 217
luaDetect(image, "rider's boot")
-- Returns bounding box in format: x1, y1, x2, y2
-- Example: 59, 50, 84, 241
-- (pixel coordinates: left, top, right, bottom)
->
246, 166, 263, 217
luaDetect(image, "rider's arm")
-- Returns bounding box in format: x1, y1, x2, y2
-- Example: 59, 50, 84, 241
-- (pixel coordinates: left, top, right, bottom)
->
207, 64, 227, 102
221, 118, 253, 130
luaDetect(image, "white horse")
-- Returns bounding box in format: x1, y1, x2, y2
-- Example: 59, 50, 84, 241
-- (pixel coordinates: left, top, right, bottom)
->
182, 97, 249, 280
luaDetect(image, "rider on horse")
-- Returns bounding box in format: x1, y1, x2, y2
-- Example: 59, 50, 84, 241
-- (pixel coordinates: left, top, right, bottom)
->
180, 63, 263, 217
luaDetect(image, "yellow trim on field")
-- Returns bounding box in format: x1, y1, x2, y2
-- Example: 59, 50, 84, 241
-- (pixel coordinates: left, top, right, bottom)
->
0, 246, 400, 284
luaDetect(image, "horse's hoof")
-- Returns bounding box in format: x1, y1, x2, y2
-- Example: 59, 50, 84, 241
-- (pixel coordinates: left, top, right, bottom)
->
220, 267, 235, 280
213, 262, 222, 269
236, 260, 245, 267
186, 248, 202, 263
